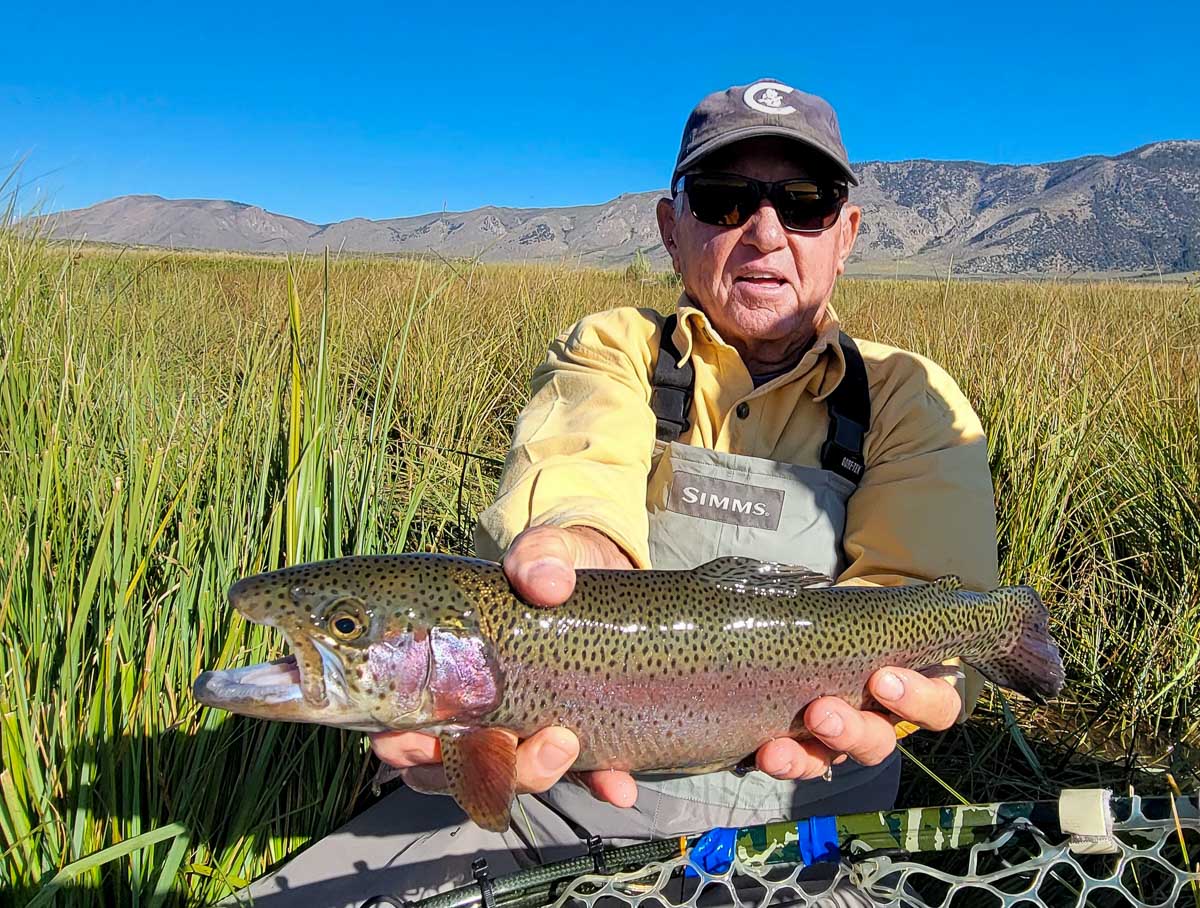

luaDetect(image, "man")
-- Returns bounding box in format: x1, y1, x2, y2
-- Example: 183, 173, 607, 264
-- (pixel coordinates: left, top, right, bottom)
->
245, 79, 998, 906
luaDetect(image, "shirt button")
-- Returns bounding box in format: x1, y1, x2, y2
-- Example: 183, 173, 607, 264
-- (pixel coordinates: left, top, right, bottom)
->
736, 402, 750, 419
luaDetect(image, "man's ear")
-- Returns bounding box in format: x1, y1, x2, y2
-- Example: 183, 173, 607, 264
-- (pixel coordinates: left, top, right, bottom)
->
834, 205, 861, 276
656, 197, 682, 274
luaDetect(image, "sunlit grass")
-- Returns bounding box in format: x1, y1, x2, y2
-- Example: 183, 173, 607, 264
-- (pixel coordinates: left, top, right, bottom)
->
1, 221, 1197, 903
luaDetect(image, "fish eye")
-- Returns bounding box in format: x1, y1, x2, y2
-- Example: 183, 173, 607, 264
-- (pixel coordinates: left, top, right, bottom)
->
326, 598, 368, 642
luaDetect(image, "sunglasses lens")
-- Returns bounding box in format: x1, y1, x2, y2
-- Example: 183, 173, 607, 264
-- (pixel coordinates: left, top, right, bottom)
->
681, 175, 846, 232
774, 180, 845, 231
685, 176, 757, 228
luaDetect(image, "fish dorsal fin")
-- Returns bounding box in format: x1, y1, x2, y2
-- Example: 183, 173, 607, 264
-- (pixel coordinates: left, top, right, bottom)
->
691, 556, 832, 596
932, 575, 963, 592
439, 727, 517, 832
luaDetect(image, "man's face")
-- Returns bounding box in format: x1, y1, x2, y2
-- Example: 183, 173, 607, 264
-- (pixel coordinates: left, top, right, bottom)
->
656, 137, 861, 355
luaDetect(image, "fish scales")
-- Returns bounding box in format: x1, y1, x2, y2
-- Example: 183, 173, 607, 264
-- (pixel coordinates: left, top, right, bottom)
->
193, 553, 1065, 830
455, 560, 1015, 770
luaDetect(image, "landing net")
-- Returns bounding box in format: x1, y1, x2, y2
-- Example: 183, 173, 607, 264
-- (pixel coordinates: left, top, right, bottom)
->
401, 792, 1200, 908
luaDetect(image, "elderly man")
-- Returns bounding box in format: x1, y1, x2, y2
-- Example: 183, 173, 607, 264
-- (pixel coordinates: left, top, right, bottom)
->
243, 79, 998, 907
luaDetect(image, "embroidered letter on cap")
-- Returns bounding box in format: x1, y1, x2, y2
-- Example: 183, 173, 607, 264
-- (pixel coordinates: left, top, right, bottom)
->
668, 472, 784, 530
742, 80, 797, 115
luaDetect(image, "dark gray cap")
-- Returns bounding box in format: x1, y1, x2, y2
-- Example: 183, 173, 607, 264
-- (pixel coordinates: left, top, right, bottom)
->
672, 79, 856, 187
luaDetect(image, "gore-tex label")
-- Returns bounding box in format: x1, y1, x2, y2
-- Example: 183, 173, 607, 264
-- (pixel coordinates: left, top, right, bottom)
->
667, 471, 784, 530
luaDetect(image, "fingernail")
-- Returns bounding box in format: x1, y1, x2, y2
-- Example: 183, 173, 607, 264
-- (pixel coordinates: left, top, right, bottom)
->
876, 671, 905, 701
538, 740, 574, 772
812, 710, 844, 737
523, 559, 562, 592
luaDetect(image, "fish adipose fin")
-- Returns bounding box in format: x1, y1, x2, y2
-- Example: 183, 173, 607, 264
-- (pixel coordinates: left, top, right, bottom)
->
965, 586, 1066, 704
439, 728, 517, 832
692, 556, 832, 594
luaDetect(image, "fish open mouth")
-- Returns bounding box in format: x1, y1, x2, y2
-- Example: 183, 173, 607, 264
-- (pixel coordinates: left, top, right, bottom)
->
193, 655, 306, 709
192, 646, 381, 731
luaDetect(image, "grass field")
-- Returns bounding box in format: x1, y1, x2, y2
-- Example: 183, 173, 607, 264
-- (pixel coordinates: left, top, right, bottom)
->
1, 219, 1198, 904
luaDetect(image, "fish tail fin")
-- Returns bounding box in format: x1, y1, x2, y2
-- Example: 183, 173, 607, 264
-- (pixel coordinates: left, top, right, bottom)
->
964, 586, 1065, 704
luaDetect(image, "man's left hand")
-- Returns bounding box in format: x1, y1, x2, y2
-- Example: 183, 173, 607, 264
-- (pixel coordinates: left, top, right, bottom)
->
755, 667, 960, 780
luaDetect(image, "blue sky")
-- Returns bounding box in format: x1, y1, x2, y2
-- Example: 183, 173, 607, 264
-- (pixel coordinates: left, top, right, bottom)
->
3, 0, 1196, 224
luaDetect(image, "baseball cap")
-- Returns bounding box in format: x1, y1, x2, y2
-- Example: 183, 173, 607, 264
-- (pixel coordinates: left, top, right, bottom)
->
672, 79, 857, 187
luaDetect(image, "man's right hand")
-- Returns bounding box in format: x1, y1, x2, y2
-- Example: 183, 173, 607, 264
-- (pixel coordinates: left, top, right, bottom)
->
369, 525, 640, 808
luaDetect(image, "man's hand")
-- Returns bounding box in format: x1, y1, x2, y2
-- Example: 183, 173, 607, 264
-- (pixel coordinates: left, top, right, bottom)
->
370, 525, 639, 806
502, 524, 634, 606
754, 667, 961, 781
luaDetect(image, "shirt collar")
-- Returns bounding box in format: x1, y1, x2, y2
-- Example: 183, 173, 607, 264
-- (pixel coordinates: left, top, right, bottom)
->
670, 293, 847, 398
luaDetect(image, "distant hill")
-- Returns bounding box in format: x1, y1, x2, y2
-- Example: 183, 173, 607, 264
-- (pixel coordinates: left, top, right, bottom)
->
33, 141, 1200, 276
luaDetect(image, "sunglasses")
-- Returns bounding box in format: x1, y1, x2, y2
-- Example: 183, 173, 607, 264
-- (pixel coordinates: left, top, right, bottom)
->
673, 172, 848, 233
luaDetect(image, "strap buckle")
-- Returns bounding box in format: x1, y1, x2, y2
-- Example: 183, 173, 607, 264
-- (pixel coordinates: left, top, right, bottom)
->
821, 406, 866, 482
585, 835, 609, 874
651, 386, 691, 440
472, 857, 497, 908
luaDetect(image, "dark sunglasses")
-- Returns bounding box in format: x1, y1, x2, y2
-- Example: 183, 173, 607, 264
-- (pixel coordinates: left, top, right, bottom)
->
673, 172, 848, 233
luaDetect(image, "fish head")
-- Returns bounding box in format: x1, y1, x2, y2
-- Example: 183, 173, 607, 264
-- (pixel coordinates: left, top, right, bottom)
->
193, 557, 503, 732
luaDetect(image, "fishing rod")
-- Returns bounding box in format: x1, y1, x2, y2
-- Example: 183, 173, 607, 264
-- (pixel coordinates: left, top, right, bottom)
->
368, 790, 1199, 908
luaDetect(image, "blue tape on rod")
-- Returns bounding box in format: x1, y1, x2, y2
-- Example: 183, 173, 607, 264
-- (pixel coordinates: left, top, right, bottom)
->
684, 827, 737, 877
796, 815, 840, 865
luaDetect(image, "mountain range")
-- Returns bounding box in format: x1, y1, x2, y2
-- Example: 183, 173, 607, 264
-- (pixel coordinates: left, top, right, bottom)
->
34, 141, 1200, 276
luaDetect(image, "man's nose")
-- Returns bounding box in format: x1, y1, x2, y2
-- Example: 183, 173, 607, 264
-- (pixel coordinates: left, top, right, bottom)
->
740, 198, 787, 252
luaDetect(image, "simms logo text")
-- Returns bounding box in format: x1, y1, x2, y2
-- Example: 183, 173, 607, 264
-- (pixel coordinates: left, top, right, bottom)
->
667, 472, 784, 531
679, 486, 771, 518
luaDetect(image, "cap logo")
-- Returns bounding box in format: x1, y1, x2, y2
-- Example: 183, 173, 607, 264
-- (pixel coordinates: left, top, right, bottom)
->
743, 80, 797, 115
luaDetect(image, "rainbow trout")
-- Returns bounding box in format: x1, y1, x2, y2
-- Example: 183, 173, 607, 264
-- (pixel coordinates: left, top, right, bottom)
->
193, 554, 1063, 831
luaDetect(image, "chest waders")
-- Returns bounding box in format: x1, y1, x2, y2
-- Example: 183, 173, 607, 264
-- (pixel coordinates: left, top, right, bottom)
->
240, 316, 897, 907
535, 314, 900, 841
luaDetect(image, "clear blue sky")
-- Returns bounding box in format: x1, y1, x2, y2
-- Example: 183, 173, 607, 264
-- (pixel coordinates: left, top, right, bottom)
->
4, 0, 1196, 224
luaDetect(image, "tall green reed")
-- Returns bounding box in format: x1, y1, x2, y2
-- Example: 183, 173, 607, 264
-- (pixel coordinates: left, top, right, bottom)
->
0, 235, 443, 901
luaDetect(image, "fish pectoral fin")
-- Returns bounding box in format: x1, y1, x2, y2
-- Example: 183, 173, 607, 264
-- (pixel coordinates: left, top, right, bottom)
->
692, 556, 832, 592
439, 728, 517, 833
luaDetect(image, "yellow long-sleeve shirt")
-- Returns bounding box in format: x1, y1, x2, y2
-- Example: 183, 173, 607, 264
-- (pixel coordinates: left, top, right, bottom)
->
475, 297, 1000, 716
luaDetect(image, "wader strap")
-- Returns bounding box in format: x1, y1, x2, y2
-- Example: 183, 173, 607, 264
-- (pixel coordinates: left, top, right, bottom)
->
651, 313, 695, 443
820, 332, 870, 484
650, 319, 870, 484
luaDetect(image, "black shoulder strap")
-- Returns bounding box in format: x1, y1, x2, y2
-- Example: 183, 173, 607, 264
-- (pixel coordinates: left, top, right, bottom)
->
650, 313, 695, 443
820, 332, 870, 484
651, 319, 869, 484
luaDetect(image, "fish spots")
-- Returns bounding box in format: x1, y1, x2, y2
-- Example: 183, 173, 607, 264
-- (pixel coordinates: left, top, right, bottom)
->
219, 554, 1049, 767
492, 565, 1027, 769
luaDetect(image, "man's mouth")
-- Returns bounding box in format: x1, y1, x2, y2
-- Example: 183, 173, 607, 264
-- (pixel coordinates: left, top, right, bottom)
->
735, 273, 787, 287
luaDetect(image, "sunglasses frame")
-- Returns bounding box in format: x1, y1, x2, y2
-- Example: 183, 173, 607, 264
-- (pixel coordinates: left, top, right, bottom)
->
672, 172, 849, 234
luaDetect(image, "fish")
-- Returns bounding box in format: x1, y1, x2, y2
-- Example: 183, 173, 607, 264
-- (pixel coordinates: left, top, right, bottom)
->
192, 554, 1064, 832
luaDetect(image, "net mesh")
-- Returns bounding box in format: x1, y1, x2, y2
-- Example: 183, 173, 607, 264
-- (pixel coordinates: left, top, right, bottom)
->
544, 796, 1200, 908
